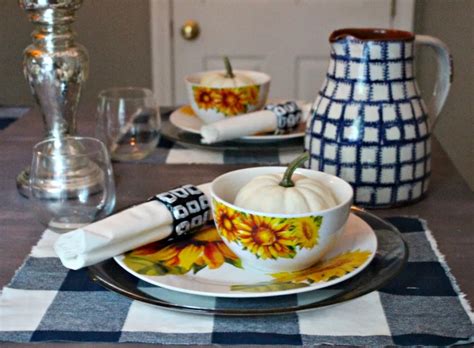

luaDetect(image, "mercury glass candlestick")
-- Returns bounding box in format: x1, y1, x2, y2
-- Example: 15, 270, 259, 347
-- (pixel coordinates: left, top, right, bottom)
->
17, 0, 89, 197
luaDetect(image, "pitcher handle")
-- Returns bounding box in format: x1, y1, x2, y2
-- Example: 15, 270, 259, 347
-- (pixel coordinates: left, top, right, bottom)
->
415, 35, 453, 127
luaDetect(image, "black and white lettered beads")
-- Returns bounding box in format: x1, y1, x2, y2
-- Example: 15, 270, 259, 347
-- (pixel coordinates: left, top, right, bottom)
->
264, 101, 302, 134
151, 185, 210, 237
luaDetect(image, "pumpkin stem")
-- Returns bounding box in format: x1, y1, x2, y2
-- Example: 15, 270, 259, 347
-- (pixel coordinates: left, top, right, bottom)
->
279, 152, 310, 187
223, 56, 235, 79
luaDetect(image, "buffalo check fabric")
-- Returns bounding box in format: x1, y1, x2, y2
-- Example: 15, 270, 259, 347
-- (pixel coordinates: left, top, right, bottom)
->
0, 106, 29, 130
0, 217, 473, 346
141, 136, 303, 165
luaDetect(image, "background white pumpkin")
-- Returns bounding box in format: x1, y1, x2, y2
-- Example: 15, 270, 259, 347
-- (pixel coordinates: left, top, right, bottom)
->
200, 56, 255, 88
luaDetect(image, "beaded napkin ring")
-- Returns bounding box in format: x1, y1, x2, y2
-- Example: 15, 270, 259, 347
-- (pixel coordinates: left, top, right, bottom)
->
150, 184, 210, 237
264, 101, 302, 134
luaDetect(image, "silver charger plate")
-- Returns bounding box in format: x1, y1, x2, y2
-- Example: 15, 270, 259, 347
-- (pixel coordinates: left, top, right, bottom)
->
88, 208, 408, 316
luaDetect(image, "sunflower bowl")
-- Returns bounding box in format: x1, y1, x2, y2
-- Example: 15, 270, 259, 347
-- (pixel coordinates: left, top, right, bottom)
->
185, 70, 271, 124
210, 167, 353, 273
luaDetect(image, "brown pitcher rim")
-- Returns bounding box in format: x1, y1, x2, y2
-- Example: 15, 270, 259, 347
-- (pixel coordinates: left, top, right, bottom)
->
330, 28, 415, 42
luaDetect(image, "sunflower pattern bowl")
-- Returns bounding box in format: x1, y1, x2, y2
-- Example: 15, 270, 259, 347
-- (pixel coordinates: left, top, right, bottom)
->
210, 167, 354, 273
185, 70, 271, 124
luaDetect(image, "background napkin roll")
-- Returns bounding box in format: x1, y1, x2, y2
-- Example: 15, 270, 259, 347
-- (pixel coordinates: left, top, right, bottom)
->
54, 183, 211, 270
200, 102, 312, 144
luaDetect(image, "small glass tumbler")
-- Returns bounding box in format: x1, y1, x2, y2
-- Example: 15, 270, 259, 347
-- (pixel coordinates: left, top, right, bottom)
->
29, 136, 116, 232
96, 87, 161, 161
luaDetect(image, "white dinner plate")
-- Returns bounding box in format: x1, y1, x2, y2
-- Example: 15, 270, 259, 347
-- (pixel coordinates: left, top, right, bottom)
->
169, 105, 306, 143
114, 213, 377, 298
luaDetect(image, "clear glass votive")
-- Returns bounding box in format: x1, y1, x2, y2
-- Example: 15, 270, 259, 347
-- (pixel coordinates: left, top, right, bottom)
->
96, 87, 161, 161
29, 136, 116, 232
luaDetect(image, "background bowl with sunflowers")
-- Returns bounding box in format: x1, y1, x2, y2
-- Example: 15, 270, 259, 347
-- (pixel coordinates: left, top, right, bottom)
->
210, 166, 353, 273
185, 69, 271, 124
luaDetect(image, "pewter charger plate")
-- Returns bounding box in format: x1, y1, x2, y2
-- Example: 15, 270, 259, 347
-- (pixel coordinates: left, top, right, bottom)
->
88, 209, 408, 316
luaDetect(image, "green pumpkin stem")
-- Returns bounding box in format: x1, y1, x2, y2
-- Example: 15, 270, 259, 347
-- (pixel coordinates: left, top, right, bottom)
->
223, 56, 235, 79
279, 152, 310, 188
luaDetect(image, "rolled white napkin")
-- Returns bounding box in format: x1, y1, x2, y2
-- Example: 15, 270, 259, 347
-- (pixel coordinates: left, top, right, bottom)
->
54, 183, 211, 270
200, 102, 311, 144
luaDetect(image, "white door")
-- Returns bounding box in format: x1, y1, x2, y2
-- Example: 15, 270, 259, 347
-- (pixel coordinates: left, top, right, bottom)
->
152, 0, 414, 105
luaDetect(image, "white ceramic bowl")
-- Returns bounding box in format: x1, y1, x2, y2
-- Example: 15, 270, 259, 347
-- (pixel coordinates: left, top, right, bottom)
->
210, 167, 353, 272
185, 70, 271, 124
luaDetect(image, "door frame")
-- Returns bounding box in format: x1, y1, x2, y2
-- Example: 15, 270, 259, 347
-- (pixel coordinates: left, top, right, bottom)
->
150, 0, 415, 106
150, 0, 173, 105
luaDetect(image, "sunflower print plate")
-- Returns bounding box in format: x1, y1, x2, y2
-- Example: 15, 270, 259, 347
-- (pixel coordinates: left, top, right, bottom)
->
114, 213, 377, 298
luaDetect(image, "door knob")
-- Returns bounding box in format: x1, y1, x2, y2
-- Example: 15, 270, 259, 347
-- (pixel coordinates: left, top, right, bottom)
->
181, 20, 200, 41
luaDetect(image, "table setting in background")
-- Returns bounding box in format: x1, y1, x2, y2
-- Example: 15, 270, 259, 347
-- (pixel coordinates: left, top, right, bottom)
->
0, 0, 473, 347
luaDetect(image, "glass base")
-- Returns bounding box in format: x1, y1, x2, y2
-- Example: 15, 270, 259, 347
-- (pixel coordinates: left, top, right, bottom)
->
16, 166, 30, 198
46, 219, 89, 233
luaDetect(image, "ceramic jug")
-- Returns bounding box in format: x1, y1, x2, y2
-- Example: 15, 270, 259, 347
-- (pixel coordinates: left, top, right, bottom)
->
305, 28, 452, 207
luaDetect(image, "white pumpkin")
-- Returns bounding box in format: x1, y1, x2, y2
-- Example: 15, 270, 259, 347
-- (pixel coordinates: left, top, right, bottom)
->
200, 56, 254, 88
234, 153, 338, 214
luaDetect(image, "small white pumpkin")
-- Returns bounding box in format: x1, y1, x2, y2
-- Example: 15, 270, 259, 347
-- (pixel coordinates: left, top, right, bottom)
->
200, 56, 254, 88
234, 153, 338, 214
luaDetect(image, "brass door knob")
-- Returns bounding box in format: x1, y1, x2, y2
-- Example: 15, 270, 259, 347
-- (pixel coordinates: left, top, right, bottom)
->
181, 20, 200, 41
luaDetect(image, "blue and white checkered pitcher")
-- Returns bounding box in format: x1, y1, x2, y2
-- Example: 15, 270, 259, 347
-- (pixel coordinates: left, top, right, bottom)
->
305, 28, 452, 207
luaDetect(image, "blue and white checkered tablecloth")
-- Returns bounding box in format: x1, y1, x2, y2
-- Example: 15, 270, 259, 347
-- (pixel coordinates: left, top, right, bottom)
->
140, 136, 303, 165
0, 106, 29, 130
0, 217, 472, 346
